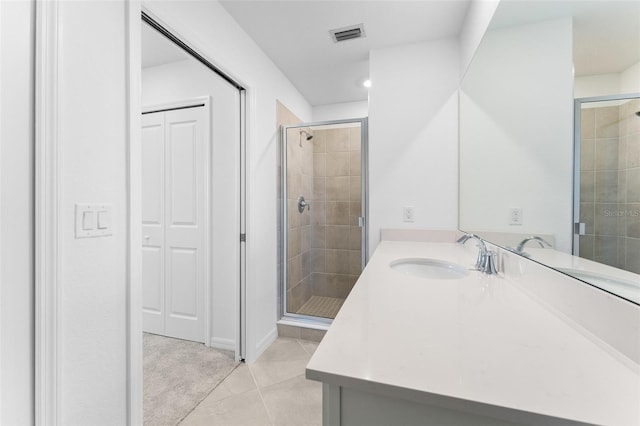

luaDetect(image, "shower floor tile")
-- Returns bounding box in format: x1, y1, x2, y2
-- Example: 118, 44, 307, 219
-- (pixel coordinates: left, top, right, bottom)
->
296, 295, 345, 318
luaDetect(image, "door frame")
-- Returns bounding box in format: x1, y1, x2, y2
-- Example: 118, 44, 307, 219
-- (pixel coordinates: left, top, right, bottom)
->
279, 118, 369, 323
35, 0, 61, 423
572, 93, 640, 256
142, 97, 212, 347
131, 6, 249, 423
34, 2, 249, 424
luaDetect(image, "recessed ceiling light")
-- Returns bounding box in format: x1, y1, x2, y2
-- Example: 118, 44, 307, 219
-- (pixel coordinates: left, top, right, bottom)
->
363, 79, 372, 88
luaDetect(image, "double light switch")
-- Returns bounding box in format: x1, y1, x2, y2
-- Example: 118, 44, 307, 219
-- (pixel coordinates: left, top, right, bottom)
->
75, 204, 113, 238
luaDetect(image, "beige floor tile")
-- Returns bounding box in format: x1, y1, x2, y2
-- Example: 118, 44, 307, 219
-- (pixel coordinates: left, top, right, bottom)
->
261, 375, 322, 426
207, 364, 257, 402
179, 338, 323, 426
298, 340, 320, 356
249, 338, 311, 388
179, 389, 272, 426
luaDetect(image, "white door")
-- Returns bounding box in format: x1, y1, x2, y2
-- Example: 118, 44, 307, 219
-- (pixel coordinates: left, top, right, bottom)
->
142, 106, 206, 342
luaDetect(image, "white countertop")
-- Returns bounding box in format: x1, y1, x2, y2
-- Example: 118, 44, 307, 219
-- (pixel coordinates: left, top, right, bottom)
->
306, 240, 640, 425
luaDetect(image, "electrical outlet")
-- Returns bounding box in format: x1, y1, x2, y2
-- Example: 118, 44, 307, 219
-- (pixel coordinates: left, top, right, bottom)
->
403, 206, 415, 223
509, 208, 523, 225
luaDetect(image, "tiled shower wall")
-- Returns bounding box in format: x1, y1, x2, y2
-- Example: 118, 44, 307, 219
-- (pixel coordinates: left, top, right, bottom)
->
286, 127, 314, 313
279, 114, 364, 315
311, 127, 362, 301
579, 99, 640, 273
276, 101, 309, 315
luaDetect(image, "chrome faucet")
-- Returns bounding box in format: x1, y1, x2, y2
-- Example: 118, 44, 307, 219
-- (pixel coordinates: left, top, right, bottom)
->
456, 233, 498, 274
516, 236, 552, 253
456, 233, 486, 269
480, 251, 498, 275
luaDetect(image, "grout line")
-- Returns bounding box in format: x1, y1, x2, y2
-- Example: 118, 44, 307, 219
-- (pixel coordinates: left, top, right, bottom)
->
248, 363, 275, 426
296, 338, 314, 357
176, 361, 243, 426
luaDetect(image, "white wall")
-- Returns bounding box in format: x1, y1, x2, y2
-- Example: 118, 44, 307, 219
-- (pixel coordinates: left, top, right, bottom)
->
0, 1, 34, 424
574, 73, 621, 98
459, 18, 574, 253
458, 0, 500, 77
312, 100, 368, 122
142, 58, 240, 350
575, 61, 640, 98
55, 1, 129, 423
368, 39, 460, 255
143, 0, 312, 362
620, 61, 640, 93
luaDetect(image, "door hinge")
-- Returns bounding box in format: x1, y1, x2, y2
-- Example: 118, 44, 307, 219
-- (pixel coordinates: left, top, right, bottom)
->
358, 216, 365, 227
574, 223, 586, 235
240, 233, 246, 242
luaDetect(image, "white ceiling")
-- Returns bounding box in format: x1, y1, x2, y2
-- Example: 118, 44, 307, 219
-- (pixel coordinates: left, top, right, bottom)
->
219, 0, 472, 106
141, 1, 639, 102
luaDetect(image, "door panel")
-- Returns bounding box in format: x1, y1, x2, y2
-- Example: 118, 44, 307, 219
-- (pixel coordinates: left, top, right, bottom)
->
142, 246, 163, 313
141, 118, 164, 226
168, 119, 199, 225
142, 113, 165, 336
141, 107, 205, 343
164, 108, 205, 341
142, 246, 163, 334
168, 248, 199, 317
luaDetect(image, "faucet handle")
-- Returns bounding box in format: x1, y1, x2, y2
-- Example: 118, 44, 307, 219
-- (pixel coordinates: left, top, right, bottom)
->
297, 196, 310, 213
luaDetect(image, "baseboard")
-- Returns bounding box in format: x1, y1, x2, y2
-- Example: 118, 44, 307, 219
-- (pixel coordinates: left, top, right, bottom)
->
210, 337, 236, 352
250, 327, 278, 363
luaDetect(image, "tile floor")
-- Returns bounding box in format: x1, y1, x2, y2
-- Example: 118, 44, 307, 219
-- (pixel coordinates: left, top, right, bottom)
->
179, 338, 322, 426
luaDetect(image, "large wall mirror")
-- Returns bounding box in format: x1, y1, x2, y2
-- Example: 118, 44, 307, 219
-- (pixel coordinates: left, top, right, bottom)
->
459, 0, 640, 305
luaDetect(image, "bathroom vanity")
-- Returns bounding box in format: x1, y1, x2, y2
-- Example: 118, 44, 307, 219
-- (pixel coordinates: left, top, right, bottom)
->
306, 230, 640, 426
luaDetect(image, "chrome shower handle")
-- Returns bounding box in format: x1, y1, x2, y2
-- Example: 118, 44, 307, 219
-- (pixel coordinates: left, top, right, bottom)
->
297, 196, 310, 213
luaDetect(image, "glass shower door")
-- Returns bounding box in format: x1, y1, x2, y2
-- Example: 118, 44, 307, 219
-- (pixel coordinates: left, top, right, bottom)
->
281, 119, 368, 321
574, 95, 640, 273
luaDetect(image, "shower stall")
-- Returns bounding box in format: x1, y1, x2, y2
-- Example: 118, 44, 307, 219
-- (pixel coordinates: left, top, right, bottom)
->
574, 94, 640, 274
280, 119, 368, 323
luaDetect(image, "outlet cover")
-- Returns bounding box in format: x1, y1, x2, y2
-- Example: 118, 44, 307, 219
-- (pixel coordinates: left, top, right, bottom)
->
403, 206, 415, 223
509, 208, 523, 225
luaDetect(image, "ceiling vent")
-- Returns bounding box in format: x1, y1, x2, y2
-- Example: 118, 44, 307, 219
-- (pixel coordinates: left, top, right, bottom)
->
330, 24, 366, 43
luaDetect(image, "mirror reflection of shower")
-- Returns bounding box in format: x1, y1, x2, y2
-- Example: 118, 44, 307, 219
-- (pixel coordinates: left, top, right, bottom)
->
577, 96, 640, 275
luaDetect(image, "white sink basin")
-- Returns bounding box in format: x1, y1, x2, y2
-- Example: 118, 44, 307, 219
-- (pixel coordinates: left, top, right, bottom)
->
390, 258, 469, 280
557, 268, 640, 303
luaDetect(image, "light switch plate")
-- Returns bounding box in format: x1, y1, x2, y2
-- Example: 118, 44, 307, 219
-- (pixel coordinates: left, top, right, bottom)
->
75, 204, 113, 238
